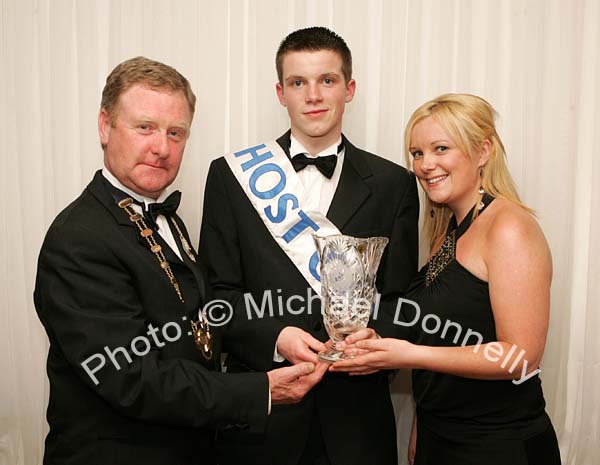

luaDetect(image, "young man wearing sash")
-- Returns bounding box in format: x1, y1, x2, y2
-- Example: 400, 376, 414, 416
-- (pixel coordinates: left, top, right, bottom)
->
199, 28, 419, 465
33, 56, 326, 465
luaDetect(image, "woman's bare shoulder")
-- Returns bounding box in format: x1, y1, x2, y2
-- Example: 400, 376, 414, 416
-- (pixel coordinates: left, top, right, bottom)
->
484, 199, 552, 272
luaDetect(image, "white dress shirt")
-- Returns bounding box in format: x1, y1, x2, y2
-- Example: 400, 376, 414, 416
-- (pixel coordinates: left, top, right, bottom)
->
289, 135, 344, 215
102, 167, 183, 261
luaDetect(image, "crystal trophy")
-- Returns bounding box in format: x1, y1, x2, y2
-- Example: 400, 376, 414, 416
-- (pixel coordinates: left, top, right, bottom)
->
313, 234, 388, 361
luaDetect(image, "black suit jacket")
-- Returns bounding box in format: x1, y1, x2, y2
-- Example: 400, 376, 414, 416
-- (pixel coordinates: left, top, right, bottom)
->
199, 132, 419, 465
34, 171, 269, 465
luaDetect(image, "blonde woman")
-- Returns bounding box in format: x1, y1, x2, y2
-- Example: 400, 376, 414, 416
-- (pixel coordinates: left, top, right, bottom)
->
331, 94, 561, 465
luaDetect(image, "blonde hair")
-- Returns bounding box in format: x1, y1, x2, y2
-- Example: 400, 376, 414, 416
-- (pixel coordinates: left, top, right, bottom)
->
404, 93, 532, 251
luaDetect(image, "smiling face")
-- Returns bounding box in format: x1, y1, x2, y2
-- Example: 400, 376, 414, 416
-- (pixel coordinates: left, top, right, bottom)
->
98, 84, 192, 199
276, 49, 356, 154
409, 116, 489, 220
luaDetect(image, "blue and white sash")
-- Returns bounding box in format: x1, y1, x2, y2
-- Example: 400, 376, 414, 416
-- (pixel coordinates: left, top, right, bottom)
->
224, 141, 340, 296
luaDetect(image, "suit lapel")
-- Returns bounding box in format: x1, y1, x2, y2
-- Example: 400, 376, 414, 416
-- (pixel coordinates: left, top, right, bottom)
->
88, 171, 183, 260
169, 215, 208, 302
86, 172, 174, 286
276, 130, 292, 157
87, 170, 137, 228
326, 136, 372, 230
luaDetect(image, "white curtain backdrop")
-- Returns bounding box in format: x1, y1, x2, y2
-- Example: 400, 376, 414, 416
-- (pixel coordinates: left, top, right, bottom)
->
1, 1, 599, 464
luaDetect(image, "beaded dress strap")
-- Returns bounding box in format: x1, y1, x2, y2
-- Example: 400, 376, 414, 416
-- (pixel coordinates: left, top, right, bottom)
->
426, 194, 494, 286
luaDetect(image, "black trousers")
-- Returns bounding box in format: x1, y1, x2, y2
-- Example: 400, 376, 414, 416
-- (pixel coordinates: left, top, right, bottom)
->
297, 407, 331, 465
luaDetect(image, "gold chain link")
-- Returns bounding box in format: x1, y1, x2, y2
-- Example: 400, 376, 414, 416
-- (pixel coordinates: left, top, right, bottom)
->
169, 217, 196, 263
118, 198, 184, 303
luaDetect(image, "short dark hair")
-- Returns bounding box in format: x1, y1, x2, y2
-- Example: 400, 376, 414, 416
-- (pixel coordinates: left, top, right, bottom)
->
276, 27, 352, 84
101, 56, 196, 120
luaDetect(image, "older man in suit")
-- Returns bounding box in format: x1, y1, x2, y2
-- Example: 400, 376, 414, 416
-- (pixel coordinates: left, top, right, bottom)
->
34, 56, 326, 465
199, 27, 419, 465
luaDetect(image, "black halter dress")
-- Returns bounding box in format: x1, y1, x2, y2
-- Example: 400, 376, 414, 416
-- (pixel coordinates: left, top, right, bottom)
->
404, 196, 561, 465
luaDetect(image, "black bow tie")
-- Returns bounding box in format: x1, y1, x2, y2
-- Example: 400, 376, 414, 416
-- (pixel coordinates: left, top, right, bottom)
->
144, 190, 182, 230
291, 154, 337, 179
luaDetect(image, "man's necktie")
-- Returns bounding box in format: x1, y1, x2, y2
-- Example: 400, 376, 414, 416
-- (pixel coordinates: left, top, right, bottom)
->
144, 190, 182, 230
291, 154, 337, 179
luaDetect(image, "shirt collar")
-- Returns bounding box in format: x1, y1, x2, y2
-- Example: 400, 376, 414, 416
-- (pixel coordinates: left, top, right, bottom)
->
290, 135, 343, 159
101, 167, 171, 207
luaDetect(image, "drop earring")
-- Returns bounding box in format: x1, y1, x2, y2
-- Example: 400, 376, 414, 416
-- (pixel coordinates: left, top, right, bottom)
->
478, 167, 485, 209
